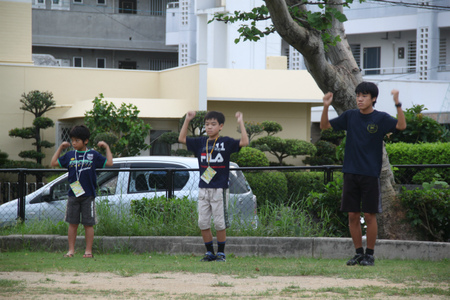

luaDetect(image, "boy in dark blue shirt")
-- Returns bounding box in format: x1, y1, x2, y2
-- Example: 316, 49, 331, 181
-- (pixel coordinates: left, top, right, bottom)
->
51, 125, 113, 258
320, 82, 406, 266
179, 111, 249, 262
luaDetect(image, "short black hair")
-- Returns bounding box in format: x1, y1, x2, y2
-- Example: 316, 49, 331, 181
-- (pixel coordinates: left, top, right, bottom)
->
355, 81, 379, 106
204, 111, 225, 125
69, 125, 90, 141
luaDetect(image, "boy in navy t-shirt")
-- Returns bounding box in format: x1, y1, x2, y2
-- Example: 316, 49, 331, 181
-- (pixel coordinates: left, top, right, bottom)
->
320, 82, 406, 266
178, 111, 249, 262
51, 125, 113, 258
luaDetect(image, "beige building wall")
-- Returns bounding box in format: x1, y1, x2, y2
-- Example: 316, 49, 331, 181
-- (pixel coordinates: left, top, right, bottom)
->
0, 0, 33, 65
0, 64, 202, 165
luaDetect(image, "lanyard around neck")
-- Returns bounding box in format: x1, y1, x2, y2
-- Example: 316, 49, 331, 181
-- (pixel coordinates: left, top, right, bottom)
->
74, 150, 88, 182
206, 137, 219, 166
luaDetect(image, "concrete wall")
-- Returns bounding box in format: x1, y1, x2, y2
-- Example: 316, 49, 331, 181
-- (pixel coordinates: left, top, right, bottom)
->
32, 1, 174, 52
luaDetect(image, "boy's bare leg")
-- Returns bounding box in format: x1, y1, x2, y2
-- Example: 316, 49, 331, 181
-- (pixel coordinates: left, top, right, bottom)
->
216, 229, 226, 243
363, 213, 377, 250
67, 223, 78, 255
84, 225, 94, 255
348, 212, 363, 249
201, 229, 213, 243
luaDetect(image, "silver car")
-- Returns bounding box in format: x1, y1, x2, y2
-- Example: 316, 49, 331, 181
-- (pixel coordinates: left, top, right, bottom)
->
0, 156, 258, 228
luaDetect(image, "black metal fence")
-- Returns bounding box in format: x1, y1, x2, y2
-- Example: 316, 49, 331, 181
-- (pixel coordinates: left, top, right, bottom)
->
0, 164, 449, 227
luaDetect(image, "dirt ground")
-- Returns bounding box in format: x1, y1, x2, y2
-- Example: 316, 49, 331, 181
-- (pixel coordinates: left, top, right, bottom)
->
1, 271, 448, 299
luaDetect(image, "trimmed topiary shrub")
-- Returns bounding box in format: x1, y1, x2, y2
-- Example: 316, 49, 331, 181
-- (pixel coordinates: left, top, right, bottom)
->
231, 147, 269, 167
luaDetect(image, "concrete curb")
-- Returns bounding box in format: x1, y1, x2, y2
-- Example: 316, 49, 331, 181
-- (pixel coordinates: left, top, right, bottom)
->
1, 235, 449, 261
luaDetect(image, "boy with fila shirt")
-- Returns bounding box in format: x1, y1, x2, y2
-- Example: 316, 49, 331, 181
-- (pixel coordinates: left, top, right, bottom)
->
51, 125, 113, 258
320, 82, 406, 266
178, 111, 249, 262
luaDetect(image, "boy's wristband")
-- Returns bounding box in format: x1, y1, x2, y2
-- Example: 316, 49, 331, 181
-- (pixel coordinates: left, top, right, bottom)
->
395, 102, 402, 108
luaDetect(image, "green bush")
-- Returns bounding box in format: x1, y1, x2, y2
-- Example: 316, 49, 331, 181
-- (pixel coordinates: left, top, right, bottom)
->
131, 196, 197, 223
245, 171, 288, 207
386, 104, 450, 143
399, 188, 450, 242
230, 147, 269, 167
303, 179, 348, 237
284, 171, 325, 203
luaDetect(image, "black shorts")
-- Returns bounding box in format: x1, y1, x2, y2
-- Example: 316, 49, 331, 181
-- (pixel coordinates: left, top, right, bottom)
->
340, 173, 382, 213
65, 196, 97, 226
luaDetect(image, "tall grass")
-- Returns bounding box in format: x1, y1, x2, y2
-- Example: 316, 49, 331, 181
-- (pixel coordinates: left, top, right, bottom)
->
0, 196, 336, 238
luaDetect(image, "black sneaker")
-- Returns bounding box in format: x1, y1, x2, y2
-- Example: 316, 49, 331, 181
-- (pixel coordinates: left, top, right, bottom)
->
215, 252, 226, 262
346, 253, 364, 266
200, 251, 216, 262
360, 254, 375, 266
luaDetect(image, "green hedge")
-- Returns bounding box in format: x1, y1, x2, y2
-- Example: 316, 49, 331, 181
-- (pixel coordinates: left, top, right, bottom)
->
386, 142, 450, 183
245, 171, 288, 207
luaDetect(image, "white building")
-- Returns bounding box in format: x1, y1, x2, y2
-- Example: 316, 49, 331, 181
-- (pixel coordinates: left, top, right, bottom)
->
166, 0, 450, 130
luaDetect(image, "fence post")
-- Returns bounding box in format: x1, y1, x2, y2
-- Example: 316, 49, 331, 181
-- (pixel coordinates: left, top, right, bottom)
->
324, 166, 333, 185
166, 169, 174, 199
17, 169, 26, 223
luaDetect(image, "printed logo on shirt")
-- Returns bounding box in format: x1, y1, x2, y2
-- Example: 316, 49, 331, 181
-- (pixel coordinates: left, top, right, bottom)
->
200, 153, 224, 164
367, 123, 378, 133
87, 153, 94, 161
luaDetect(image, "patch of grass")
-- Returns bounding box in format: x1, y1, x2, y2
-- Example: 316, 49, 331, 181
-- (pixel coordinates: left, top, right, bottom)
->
0, 251, 448, 286
211, 281, 234, 287
0, 201, 332, 238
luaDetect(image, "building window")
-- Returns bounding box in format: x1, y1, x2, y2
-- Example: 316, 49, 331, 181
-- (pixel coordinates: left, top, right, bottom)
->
97, 58, 106, 68
439, 38, 447, 71
119, 61, 137, 69
73, 57, 83, 68
150, 0, 170, 16
149, 58, 178, 70
97, 0, 105, 4
350, 44, 361, 68
73, 0, 82, 3
408, 40, 417, 73
119, 0, 136, 14
51, 0, 69, 10
363, 47, 380, 75
33, 0, 46, 9
56, 122, 73, 152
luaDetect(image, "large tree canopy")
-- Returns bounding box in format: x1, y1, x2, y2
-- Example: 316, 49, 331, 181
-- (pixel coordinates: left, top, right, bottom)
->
212, 0, 363, 114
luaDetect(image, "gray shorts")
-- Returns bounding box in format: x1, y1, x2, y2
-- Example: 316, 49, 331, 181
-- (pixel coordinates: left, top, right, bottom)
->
198, 188, 229, 231
65, 196, 97, 226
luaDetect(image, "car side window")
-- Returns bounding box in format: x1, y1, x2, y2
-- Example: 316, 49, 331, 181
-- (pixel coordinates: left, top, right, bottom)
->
52, 178, 71, 201
97, 172, 119, 196
128, 163, 190, 193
